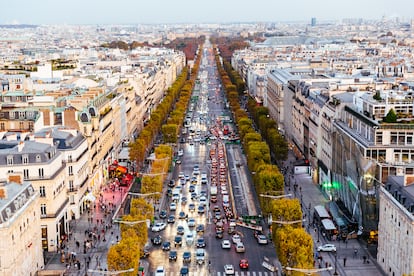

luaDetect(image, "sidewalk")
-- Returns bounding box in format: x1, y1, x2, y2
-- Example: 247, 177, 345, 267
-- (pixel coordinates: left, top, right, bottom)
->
44, 181, 130, 275
282, 150, 385, 276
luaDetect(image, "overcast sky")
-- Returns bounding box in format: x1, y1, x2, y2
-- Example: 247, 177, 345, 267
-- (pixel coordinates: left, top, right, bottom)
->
2, 0, 414, 25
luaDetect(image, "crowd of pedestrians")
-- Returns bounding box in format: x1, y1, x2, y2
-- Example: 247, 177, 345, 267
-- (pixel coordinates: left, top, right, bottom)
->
55, 181, 128, 275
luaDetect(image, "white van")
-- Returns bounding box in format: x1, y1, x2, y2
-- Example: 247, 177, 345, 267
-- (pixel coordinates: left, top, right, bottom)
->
222, 195, 229, 207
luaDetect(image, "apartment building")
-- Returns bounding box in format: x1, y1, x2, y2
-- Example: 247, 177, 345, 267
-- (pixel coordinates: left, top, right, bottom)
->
0, 177, 43, 276
378, 177, 414, 276
35, 127, 89, 220
0, 133, 68, 252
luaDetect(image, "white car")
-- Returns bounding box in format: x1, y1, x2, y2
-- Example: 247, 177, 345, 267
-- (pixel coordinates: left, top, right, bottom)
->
187, 218, 196, 227
151, 222, 167, 232
201, 172, 208, 179
178, 149, 184, 156
169, 202, 177, 211
257, 234, 268, 245
221, 239, 231, 249
317, 244, 337, 252
224, 264, 235, 275
232, 234, 241, 244
178, 172, 185, 179
186, 233, 194, 245
155, 265, 165, 276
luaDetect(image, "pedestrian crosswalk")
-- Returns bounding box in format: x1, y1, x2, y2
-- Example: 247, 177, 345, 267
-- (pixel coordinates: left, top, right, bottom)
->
215, 272, 277, 276
151, 271, 276, 276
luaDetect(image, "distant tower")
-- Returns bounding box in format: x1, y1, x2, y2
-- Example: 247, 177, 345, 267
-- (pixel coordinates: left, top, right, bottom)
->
311, 17, 316, 26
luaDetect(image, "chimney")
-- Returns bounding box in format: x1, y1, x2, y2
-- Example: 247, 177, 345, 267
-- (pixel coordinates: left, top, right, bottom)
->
8, 173, 23, 184
17, 141, 24, 152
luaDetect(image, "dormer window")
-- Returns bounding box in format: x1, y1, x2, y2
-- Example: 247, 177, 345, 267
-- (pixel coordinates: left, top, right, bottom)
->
22, 154, 29, 164
36, 155, 41, 162
6, 155, 13, 165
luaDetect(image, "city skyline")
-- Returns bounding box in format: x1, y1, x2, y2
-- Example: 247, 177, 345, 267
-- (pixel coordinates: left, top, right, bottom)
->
2, 0, 414, 25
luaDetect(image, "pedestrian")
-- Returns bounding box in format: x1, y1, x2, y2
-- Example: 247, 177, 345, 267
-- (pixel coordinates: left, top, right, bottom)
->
363, 255, 367, 263
354, 248, 358, 258
343, 257, 347, 267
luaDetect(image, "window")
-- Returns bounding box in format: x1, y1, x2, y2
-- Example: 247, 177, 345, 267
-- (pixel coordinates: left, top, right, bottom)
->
22, 155, 29, 164
6, 156, 13, 165
40, 204, 46, 216
39, 186, 46, 197
39, 168, 44, 179
0, 122, 4, 131
68, 166, 73, 176
69, 180, 74, 192
23, 169, 29, 180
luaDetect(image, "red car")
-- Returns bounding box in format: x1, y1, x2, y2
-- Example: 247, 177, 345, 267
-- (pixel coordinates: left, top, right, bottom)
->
239, 259, 249, 269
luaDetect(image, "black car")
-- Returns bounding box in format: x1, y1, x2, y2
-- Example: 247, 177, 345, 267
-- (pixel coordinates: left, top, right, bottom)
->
168, 180, 175, 187
162, 241, 171, 251
181, 196, 187, 205
196, 237, 206, 248
215, 230, 223, 239
196, 224, 204, 233
189, 185, 195, 192
151, 235, 162, 245
174, 235, 183, 247
169, 250, 177, 261
167, 215, 175, 223
179, 211, 188, 219
180, 266, 189, 276
141, 248, 150, 258
183, 251, 191, 263
159, 210, 167, 219
177, 225, 185, 235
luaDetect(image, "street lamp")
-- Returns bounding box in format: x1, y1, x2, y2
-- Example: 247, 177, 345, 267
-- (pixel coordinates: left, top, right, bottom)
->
333, 252, 338, 276
88, 268, 134, 275
285, 266, 333, 276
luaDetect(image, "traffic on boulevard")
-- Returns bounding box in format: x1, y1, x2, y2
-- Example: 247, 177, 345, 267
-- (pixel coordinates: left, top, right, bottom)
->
144, 41, 278, 275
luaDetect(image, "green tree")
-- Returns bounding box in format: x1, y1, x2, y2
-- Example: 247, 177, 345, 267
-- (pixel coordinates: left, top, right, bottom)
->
384, 108, 397, 123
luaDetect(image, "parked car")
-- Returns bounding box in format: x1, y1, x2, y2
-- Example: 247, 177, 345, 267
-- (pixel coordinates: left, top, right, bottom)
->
317, 244, 337, 252
151, 222, 167, 232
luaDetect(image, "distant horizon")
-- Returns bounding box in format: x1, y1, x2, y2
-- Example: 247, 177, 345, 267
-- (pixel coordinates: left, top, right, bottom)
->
2, 0, 413, 25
